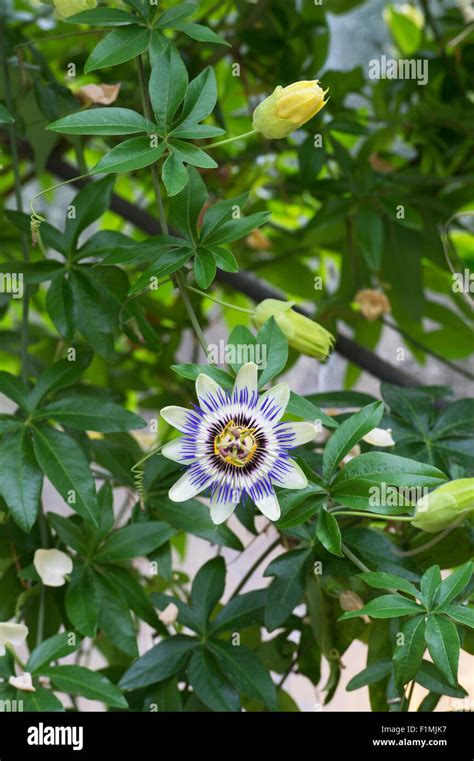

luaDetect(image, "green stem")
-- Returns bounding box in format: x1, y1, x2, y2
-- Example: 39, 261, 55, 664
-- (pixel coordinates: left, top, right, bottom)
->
136, 54, 209, 356
229, 537, 280, 600
186, 285, 254, 314
206, 129, 258, 149
332, 510, 414, 521
341, 542, 371, 573
1, 23, 31, 386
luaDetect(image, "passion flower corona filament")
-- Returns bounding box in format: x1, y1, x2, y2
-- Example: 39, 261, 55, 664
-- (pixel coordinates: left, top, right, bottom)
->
160, 363, 317, 524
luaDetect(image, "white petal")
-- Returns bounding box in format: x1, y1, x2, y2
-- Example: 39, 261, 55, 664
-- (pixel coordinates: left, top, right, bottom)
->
195, 373, 222, 408
0, 622, 28, 655
362, 428, 395, 447
257, 382, 290, 422
162, 437, 191, 463
9, 672, 35, 692
168, 470, 210, 502
34, 549, 72, 587
284, 421, 317, 447
273, 459, 308, 490
160, 405, 192, 433
210, 500, 238, 525
159, 602, 179, 626
255, 493, 281, 521
233, 362, 258, 397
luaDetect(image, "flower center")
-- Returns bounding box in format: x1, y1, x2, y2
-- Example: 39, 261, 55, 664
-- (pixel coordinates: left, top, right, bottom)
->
214, 420, 257, 468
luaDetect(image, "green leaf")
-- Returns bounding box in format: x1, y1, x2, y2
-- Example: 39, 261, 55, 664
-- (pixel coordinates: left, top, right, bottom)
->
128, 246, 192, 295
415, 660, 467, 698
105, 566, 162, 630
156, 3, 197, 29
169, 166, 207, 241
188, 648, 240, 712
0, 372, 31, 411
37, 394, 146, 433
209, 590, 266, 635
256, 317, 288, 386
153, 497, 243, 550
226, 325, 256, 373
210, 246, 239, 273
95, 575, 138, 656
28, 352, 92, 409
385, 5, 422, 55
316, 508, 343, 556
46, 276, 76, 340
149, 44, 188, 134
191, 557, 225, 629
346, 660, 392, 691
26, 632, 82, 674
92, 136, 165, 175
0, 429, 42, 532
171, 363, 234, 388
204, 211, 271, 246
42, 665, 127, 708
323, 402, 384, 481
65, 8, 137, 25
194, 248, 216, 288
170, 139, 217, 169
5, 209, 66, 254
48, 514, 88, 555
435, 562, 473, 609
120, 636, 198, 689
64, 176, 115, 249
47, 108, 156, 136
420, 565, 442, 609
174, 21, 229, 46
286, 392, 338, 429
95, 522, 176, 562
443, 604, 474, 629
32, 424, 99, 527
340, 594, 421, 620
265, 563, 307, 631
0, 104, 15, 124
393, 615, 426, 687
333, 452, 447, 488
355, 205, 384, 271
85, 27, 150, 73
174, 66, 218, 134
359, 572, 420, 599
425, 615, 460, 686
431, 399, 474, 439
65, 566, 99, 637
209, 641, 277, 711
162, 152, 189, 196
21, 687, 64, 712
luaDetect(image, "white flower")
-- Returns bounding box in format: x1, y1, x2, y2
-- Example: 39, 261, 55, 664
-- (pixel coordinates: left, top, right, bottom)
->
160, 363, 317, 524
0, 622, 28, 656
362, 428, 395, 447
159, 603, 179, 626
9, 672, 35, 692
34, 549, 73, 587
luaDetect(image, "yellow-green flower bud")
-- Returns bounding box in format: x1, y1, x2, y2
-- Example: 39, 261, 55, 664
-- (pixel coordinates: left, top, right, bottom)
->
411, 478, 474, 533
253, 299, 334, 361
252, 81, 328, 139
53, 0, 96, 19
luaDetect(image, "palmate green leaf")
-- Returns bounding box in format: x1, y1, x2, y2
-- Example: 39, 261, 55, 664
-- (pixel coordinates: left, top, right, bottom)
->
100, 234, 185, 266
20, 687, 64, 712
431, 399, 474, 439
171, 363, 234, 388
174, 21, 229, 46
420, 565, 442, 608
46, 276, 76, 340
0, 429, 43, 532
225, 324, 256, 373
28, 352, 92, 410
162, 152, 189, 196
316, 508, 343, 556
42, 665, 127, 709
204, 211, 271, 247
105, 566, 162, 631
47, 108, 156, 136
256, 317, 288, 387
209, 641, 277, 711
191, 557, 225, 629
149, 44, 188, 134
65, 8, 137, 25
346, 660, 392, 691
152, 497, 243, 550
84, 27, 151, 73
435, 562, 473, 609
171, 67, 219, 136
169, 166, 208, 242
339, 594, 422, 621
444, 604, 474, 628
425, 615, 460, 686
66, 566, 99, 638
0, 415, 20, 434
210, 246, 239, 273
128, 246, 192, 295
32, 424, 99, 527
94, 522, 176, 562
48, 514, 89, 555
36, 394, 146, 433
265, 561, 307, 631
194, 248, 216, 288
209, 590, 267, 635
120, 635, 198, 689
286, 392, 338, 429
155, 3, 197, 29
414, 660, 467, 698
26, 632, 82, 674
91, 137, 165, 175
95, 575, 138, 657
64, 176, 115, 249
323, 402, 384, 481
359, 572, 420, 599
5, 209, 66, 254
169, 139, 217, 169
355, 204, 384, 271
381, 384, 433, 435
70, 270, 115, 360
188, 648, 240, 712
333, 452, 447, 488
0, 372, 31, 411
393, 615, 426, 687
